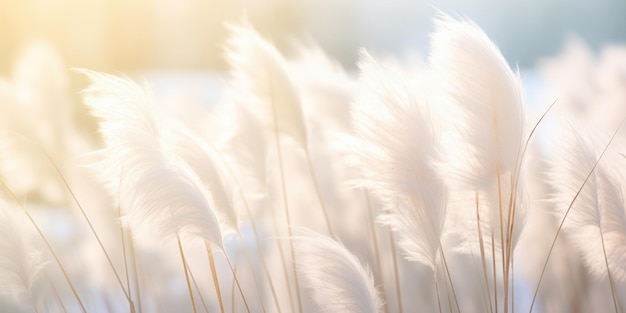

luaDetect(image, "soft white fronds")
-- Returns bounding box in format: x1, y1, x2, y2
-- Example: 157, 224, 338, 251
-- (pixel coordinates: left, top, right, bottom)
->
220, 102, 268, 207
350, 51, 446, 270
80, 70, 223, 247
430, 15, 527, 258
224, 22, 308, 146
447, 174, 528, 258
288, 43, 356, 132
295, 232, 382, 313
549, 119, 626, 281
165, 121, 239, 230
431, 15, 525, 187
549, 120, 600, 230
597, 167, 626, 282
0, 201, 45, 305
13, 41, 71, 118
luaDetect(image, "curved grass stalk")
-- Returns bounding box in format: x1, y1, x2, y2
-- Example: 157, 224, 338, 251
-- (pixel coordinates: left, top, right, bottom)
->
206, 242, 225, 313
231, 262, 238, 313
501, 97, 557, 313
223, 250, 251, 313
0, 180, 87, 313
186, 258, 209, 313
365, 191, 388, 313
269, 203, 295, 312
388, 230, 403, 313
118, 205, 132, 312
116, 167, 140, 313
177, 236, 197, 313
269, 75, 302, 313
477, 191, 494, 313
6, 131, 132, 305
232, 234, 267, 313
434, 273, 443, 313
127, 228, 143, 313
304, 149, 334, 237
439, 246, 461, 313
207, 238, 267, 313
40, 146, 132, 303
599, 227, 620, 313
202, 141, 283, 313
235, 191, 282, 313
441, 270, 452, 313
46, 271, 68, 313
529, 118, 626, 313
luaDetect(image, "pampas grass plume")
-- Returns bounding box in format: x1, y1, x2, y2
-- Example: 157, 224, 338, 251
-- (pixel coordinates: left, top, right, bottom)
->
295, 231, 382, 313
80, 70, 224, 246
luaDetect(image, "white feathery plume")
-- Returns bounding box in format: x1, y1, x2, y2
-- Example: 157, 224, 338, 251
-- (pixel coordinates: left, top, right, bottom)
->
548, 120, 600, 226
596, 165, 626, 282
549, 119, 626, 281
431, 15, 525, 186
219, 101, 268, 205
164, 120, 239, 230
80, 70, 223, 247
13, 41, 72, 128
294, 231, 382, 313
288, 43, 356, 133
218, 102, 267, 193
430, 15, 527, 256
0, 42, 71, 204
224, 22, 308, 146
350, 50, 446, 270
0, 200, 45, 307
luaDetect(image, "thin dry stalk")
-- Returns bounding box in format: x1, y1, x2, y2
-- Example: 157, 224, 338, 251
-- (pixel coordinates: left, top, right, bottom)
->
186, 258, 209, 313
46, 272, 68, 313
117, 168, 133, 313
223, 251, 251, 313
495, 162, 507, 313
0, 180, 87, 313
269, 77, 302, 313
440, 246, 461, 313
269, 201, 295, 312
177, 236, 197, 313
440, 266, 452, 313
511, 255, 515, 313
238, 198, 282, 313
365, 191, 388, 313
599, 228, 620, 313
41, 148, 131, 303
434, 273, 443, 313
127, 228, 143, 313
388, 230, 403, 313
118, 205, 132, 311
470, 253, 491, 312
529, 118, 626, 313
503, 98, 558, 313
231, 263, 238, 313
206, 242, 225, 313
304, 149, 334, 237
476, 191, 494, 313
233, 233, 267, 313
209, 149, 282, 313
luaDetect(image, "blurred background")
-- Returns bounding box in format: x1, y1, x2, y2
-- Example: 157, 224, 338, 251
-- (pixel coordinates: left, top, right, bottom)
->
1, 0, 626, 73
0, 2, 624, 312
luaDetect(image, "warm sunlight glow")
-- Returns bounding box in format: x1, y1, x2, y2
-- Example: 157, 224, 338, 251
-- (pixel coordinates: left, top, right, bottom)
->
0, 1, 625, 313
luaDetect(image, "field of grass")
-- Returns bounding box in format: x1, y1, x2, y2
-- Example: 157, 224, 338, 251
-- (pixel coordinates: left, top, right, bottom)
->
0, 14, 625, 313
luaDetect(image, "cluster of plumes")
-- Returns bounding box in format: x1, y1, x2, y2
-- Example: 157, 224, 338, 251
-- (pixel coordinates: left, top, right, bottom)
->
0, 14, 625, 313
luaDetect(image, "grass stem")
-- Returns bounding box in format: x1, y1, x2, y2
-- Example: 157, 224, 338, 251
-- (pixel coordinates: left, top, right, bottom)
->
206, 242, 225, 313
177, 236, 197, 313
